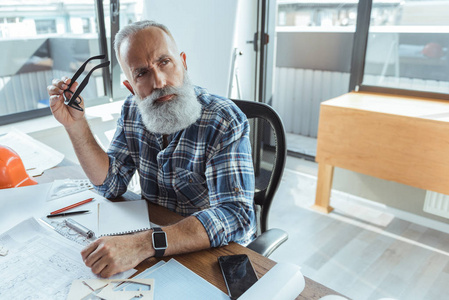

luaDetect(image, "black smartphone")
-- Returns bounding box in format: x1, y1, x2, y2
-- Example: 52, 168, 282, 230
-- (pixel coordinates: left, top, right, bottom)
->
218, 254, 259, 299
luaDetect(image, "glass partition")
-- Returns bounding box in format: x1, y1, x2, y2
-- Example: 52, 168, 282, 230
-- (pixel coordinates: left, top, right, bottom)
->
362, 0, 449, 95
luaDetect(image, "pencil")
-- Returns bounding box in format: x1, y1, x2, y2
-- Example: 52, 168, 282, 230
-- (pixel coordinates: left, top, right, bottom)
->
50, 198, 94, 215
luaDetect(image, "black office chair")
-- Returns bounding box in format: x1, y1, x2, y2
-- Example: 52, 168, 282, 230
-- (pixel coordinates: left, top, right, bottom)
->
231, 99, 288, 257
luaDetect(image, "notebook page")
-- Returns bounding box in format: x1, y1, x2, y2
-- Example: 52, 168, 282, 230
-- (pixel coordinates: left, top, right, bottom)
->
98, 200, 151, 236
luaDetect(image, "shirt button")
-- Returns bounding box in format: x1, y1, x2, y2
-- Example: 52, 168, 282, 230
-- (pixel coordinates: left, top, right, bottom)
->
189, 179, 193, 183
159, 164, 163, 168
234, 187, 240, 193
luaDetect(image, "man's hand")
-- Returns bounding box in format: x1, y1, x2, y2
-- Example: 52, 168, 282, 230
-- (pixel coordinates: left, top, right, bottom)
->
81, 217, 210, 278
47, 76, 110, 185
81, 232, 153, 278
47, 76, 85, 128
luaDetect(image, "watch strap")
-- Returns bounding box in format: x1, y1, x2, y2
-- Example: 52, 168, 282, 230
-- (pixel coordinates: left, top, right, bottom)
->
153, 227, 166, 257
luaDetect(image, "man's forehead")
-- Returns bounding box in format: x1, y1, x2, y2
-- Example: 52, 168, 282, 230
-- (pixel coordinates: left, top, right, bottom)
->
121, 27, 178, 64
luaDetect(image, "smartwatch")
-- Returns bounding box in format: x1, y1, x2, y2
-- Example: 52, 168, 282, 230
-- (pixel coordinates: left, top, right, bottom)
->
152, 227, 167, 257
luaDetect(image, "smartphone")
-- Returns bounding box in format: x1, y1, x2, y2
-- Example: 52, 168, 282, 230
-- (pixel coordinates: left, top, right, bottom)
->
218, 254, 259, 299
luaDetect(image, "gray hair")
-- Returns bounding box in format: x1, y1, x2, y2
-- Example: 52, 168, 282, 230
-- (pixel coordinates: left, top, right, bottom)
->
113, 20, 173, 58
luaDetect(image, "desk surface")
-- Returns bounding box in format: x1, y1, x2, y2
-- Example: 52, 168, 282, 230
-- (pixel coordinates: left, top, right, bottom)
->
323, 91, 449, 121
36, 163, 346, 299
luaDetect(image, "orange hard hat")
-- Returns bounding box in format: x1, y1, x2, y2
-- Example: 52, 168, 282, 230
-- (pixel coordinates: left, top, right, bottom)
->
0, 145, 37, 189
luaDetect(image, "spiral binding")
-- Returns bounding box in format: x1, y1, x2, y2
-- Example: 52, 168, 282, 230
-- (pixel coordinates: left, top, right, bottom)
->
99, 227, 151, 237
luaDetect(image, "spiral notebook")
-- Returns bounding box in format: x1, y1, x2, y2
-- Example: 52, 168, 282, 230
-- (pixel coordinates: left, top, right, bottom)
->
98, 200, 151, 237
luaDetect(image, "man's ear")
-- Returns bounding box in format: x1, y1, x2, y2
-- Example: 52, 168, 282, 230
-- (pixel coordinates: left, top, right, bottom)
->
180, 52, 187, 70
123, 80, 135, 95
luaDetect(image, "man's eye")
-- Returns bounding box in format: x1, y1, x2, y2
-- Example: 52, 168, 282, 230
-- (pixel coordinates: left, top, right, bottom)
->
161, 59, 170, 66
137, 71, 146, 77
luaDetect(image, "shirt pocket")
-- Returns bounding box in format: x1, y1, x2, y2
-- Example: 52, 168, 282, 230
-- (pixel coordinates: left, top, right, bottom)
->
174, 168, 209, 208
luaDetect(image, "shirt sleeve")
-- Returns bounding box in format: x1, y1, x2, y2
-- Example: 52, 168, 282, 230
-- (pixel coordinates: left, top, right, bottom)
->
93, 106, 137, 199
192, 113, 256, 247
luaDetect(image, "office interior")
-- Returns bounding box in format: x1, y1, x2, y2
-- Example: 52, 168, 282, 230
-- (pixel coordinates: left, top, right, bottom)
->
1, 0, 449, 299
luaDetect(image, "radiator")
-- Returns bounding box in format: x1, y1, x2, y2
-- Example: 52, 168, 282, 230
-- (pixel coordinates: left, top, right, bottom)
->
272, 68, 350, 138
424, 191, 449, 219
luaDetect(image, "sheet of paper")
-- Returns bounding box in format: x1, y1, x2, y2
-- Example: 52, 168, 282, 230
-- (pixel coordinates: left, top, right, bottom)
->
0, 128, 64, 176
0, 182, 153, 246
0, 182, 53, 233
0, 185, 103, 235
131, 258, 229, 300
0, 218, 135, 300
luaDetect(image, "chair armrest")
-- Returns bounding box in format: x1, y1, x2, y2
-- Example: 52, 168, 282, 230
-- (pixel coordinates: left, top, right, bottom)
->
246, 228, 288, 257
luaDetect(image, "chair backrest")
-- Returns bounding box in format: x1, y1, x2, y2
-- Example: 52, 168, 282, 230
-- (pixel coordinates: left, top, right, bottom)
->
231, 99, 287, 234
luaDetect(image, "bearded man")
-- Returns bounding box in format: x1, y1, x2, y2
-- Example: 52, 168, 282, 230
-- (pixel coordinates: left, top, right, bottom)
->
47, 20, 256, 278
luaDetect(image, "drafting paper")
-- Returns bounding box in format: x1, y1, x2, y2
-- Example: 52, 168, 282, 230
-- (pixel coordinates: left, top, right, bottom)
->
131, 258, 229, 299
0, 218, 135, 299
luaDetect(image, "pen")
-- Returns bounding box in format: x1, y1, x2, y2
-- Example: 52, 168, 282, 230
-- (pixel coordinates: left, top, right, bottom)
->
46, 210, 90, 218
50, 198, 94, 215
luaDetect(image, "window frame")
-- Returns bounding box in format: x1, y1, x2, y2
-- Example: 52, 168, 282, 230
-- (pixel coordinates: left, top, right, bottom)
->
349, 0, 449, 101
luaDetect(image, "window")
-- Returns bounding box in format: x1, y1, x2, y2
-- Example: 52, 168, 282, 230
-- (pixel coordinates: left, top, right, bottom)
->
0, 0, 142, 125
277, 1, 359, 28
82, 18, 91, 34
0, 1, 108, 124
35, 19, 57, 35
352, 0, 449, 97
273, 1, 361, 158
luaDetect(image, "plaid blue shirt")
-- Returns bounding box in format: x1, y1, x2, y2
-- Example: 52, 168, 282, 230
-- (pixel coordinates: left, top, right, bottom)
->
94, 87, 256, 247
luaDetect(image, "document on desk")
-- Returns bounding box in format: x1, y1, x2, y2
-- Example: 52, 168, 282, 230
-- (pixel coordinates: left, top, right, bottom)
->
0, 128, 64, 176
0, 184, 102, 238
0, 181, 153, 246
128, 258, 229, 299
0, 218, 135, 300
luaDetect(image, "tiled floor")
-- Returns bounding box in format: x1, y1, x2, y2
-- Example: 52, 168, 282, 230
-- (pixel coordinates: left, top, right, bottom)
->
267, 156, 449, 300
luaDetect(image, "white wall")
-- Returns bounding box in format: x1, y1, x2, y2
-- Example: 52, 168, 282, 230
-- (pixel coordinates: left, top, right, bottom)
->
143, 0, 239, 97
229, 0, 258, 100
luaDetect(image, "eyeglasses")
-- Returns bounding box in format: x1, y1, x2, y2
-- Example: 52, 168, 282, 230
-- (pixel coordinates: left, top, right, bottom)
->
63, 54, 110, 111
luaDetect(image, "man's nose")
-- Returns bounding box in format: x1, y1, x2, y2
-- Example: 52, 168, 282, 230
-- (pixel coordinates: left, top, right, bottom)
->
152, 71, 166, 89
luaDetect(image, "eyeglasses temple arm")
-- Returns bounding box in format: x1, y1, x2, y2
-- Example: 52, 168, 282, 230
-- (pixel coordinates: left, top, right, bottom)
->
69, 61, 110, 102
67, 54, 107, 88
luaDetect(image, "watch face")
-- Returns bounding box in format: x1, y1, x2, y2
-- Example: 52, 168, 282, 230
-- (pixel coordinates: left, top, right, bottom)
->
153, 231, 167, 249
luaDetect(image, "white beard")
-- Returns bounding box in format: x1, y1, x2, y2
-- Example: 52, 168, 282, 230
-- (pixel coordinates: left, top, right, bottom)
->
136, 74, 202, 135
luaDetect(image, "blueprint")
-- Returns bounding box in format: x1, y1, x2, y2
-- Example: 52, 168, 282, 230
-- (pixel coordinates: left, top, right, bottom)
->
0, 218, 135, 300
